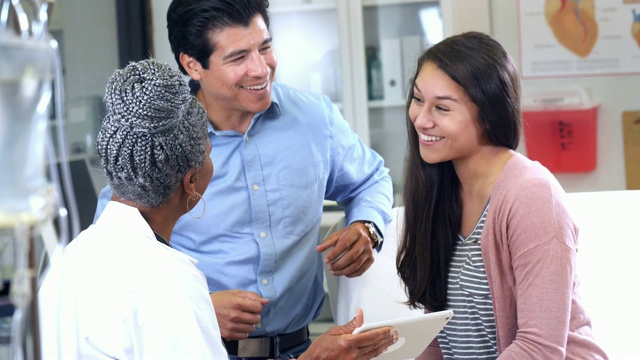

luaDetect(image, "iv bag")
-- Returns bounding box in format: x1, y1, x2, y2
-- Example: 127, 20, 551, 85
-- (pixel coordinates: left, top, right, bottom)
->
0, 32, 54, 224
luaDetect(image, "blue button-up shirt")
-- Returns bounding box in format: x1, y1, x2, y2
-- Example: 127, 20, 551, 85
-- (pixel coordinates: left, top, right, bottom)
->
93, 82, 393, 336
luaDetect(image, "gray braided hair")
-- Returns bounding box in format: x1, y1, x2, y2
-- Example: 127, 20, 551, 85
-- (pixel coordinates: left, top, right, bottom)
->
97, 59, 208, 207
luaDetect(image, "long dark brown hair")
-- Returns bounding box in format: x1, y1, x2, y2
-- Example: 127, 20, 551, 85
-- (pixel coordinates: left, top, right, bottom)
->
396, 31, 521, 311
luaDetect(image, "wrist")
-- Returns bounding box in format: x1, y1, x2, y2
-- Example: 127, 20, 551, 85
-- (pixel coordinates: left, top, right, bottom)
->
354, 221, 383, 248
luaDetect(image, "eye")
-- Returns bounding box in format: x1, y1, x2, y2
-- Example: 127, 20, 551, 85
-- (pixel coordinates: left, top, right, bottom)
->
411, 96, 424, 105
230, 55, 245, 63
435, 104, 449, 112
259, 44, 272, 53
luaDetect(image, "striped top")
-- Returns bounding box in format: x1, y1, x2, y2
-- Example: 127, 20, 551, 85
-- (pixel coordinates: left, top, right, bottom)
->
437, 201, 498, 359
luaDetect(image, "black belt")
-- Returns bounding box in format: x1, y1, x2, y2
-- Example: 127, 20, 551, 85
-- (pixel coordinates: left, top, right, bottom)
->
222, 326, 309, 358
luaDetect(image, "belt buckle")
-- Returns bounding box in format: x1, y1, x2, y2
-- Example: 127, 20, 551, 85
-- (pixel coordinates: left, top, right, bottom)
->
237, 337, 272, 358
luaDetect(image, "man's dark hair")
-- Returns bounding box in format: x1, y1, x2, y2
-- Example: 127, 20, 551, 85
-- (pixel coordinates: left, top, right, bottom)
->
167, 0, 270, 74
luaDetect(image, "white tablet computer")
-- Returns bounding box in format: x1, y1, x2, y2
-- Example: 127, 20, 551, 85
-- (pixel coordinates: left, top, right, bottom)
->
353, 309, 454, 360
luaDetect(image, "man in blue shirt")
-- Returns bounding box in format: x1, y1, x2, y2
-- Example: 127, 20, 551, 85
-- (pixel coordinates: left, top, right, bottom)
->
94, 0, 393, 358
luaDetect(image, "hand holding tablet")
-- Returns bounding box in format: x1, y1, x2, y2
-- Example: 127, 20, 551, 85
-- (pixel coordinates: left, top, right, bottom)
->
353, 310, 454, 360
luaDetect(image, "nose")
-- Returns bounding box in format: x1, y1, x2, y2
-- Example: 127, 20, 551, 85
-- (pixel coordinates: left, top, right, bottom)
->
413, 106, 435, 129
247, 51, 270, 78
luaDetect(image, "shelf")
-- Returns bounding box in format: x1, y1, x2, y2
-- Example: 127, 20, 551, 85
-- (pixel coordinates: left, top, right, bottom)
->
368, 99, 406, 108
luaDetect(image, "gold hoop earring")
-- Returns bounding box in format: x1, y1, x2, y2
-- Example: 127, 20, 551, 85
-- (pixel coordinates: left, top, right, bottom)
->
187, 192, 206, 220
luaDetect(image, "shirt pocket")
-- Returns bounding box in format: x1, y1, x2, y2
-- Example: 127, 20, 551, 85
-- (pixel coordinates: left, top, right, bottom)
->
277, 162, 326, 236
457, 248, 492, 299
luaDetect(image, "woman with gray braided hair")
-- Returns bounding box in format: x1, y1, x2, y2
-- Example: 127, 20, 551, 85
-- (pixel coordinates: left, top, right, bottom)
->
97, 58, 212, 209
38, 58, 226, 359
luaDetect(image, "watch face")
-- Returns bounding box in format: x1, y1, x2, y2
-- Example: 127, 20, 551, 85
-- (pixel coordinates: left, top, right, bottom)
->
364, 222, 381, 248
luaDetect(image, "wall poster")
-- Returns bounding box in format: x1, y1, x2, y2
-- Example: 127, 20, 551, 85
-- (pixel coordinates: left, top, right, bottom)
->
518, 0, 640, 79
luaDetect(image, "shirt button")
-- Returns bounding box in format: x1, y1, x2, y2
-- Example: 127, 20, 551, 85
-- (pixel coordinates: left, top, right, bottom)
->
256, 322, 262, 329
252, 184, 259, 191
245, 136, 249, 142
262, 279, 269, 285
259, 232, 267, 238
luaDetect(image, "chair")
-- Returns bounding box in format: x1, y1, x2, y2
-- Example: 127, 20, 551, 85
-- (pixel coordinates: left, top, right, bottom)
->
564, 190, 640, 360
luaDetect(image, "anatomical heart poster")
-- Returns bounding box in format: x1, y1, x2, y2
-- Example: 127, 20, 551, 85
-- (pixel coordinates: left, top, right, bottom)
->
518, 0, 640, 78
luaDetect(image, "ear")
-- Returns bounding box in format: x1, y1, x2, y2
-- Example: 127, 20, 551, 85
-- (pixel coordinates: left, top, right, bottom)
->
182, 167, 198, 197
180, 52, 203, 81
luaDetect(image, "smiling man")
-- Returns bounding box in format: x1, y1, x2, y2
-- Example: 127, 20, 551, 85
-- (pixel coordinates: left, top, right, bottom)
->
178, 13, 276, 134
93, 0, 394, 359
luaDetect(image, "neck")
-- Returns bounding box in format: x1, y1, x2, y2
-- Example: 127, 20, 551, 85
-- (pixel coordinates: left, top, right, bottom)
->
146, 218, 175, 244
454, 147, 514, 198
196, 90, 254, 134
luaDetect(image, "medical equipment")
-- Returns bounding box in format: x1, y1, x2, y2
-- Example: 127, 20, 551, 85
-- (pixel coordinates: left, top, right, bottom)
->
1, 0, 78, 358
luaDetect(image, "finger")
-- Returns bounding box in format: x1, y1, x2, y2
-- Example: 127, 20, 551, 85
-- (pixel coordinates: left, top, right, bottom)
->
323, 231, 358, 263
320, 232, 355, 263
211, 290, 263, 308
328, 308, 364, 336
223, 332, 249, 341
220, 316, 254, 340
235, 293, 268, 314
329, 237, 367, 267
218, 307, 261, 326
357, 327, 397, 353
369, 329, 399, 358
316, 232, 339, 252
324, 245, 350, 265
346, 308, 364, 333
344, 254, 375, 278
230, 311, 262, 327
329, 248, 369, 276
219, 312, 262, 340
327, 238, 372, 274
372, 327, 398, 350
238, 291, 269, 303
232, 320, 260, 334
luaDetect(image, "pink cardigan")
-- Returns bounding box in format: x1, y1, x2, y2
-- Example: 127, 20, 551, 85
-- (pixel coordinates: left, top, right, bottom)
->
420, 153, 608, 359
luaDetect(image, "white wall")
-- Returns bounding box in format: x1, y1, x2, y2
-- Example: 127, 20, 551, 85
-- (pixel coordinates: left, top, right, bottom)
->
48, 0, 118, 157
489, 1, 639, 192
51, 0, 119, 103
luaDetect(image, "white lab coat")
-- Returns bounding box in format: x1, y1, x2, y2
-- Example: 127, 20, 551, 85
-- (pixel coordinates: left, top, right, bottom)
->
39, 201, 227, 359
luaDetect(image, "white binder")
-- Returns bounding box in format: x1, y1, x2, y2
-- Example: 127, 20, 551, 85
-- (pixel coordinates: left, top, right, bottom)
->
380, 38, 404, 103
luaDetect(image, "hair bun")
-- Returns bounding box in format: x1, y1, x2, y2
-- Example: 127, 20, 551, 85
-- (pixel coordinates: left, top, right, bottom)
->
104, 59, 190, 134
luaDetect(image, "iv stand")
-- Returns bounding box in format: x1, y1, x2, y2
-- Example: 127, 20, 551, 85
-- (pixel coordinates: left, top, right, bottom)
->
1, 0, 74, 358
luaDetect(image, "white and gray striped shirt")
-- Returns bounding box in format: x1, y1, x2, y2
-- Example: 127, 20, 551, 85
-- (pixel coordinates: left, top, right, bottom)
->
437, 201, 498, 359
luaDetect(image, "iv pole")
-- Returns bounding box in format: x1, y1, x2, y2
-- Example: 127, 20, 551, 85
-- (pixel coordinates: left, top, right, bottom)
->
1, 0, 77, 358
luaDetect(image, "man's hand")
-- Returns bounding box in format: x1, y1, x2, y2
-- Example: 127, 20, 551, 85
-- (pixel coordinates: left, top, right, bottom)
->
316, 222, 375, 277
297, 308, 398, 360
209, 290, 269, 340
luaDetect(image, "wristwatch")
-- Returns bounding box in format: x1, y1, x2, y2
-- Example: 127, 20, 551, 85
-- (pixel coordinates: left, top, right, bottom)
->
361, 221, 383, 249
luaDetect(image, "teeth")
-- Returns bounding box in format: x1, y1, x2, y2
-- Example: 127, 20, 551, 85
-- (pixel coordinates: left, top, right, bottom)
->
419, 133, 443, 142
244, 82, 267, 90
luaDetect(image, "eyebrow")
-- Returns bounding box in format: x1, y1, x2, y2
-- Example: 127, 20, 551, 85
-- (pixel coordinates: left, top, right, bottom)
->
413, 84, 460, 103
222, 37, 272, 62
